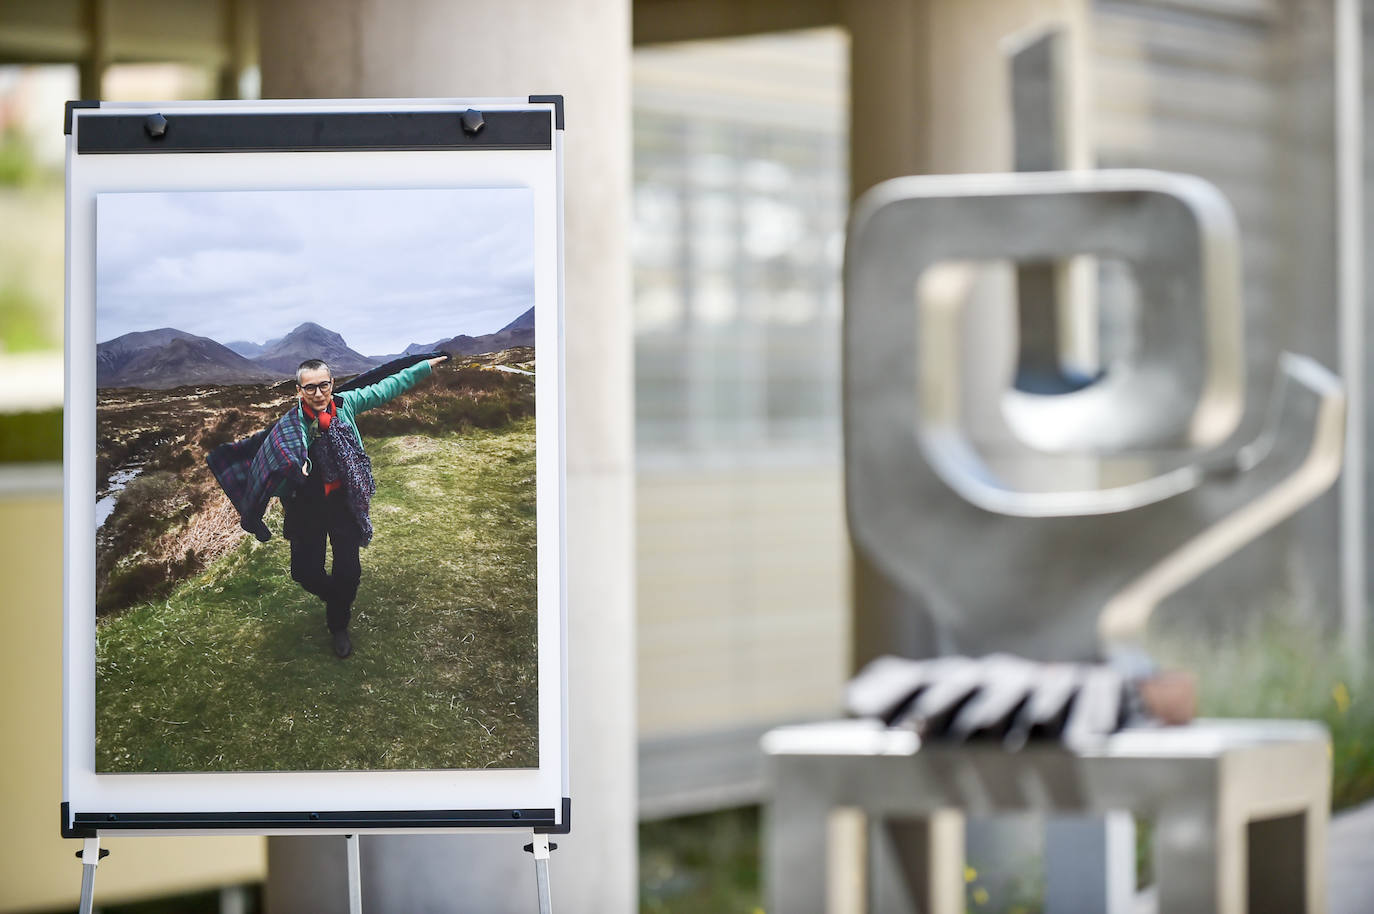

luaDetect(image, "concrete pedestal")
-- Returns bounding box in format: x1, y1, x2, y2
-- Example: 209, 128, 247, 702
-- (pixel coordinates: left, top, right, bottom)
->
764, 719, 1330, 914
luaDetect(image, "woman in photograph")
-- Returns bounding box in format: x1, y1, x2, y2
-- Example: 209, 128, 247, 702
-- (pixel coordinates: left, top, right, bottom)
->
208, 353, 448, 658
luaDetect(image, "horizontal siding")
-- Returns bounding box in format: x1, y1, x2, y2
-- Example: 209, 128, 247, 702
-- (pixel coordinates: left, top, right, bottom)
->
1095, 117, 1278, 179
1095, 58, 1276, 130
636, 464, 849, 738
1091, 0, 1342, 627
1091, 0, 1289, 384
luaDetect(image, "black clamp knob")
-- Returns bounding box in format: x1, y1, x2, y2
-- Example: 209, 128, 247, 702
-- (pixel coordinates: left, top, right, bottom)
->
145, 114, 168, 138
460, 109, 485, 136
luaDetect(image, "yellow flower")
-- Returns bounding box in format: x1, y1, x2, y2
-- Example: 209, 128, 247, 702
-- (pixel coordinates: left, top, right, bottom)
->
972, 887, 990, 905
1333, 682, 1352, 715
963, 866, 977, 883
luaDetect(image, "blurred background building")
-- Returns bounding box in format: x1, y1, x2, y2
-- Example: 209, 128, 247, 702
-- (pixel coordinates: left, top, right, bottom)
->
633, 28, 851, 819
0, 0, 1368, 912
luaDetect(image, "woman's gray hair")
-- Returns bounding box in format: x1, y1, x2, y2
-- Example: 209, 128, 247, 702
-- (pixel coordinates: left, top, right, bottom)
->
296, 359, 332, 385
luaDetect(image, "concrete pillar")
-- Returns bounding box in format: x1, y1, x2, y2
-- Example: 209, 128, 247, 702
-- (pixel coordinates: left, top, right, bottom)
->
216, 0, 258, 101
258, 2, 635, 912
843, 0, 1089, 198
79, 0, 111, 99
843, 0, 932, 202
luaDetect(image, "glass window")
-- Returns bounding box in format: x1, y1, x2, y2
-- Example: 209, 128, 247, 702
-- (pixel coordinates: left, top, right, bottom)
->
633, 30, 847, 463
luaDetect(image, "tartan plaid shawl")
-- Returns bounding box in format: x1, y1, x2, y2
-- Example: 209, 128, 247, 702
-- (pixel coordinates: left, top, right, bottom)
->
317, 418, 377, 546
205, 404, 309, 542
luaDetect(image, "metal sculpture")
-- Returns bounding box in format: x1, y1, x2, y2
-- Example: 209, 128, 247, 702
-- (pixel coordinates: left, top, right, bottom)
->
761, 169, 1344, 914
844, 169, 1344, 664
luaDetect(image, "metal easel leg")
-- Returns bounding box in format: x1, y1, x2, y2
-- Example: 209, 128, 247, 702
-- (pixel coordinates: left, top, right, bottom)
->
526, 833, 555, 914
77, 837, 103, 914
346, 834, 362, 914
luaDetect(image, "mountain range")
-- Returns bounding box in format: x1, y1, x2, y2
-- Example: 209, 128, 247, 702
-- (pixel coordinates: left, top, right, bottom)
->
395, 307, 534, 359
96, 328, 279, 389
97, 307, 535, 390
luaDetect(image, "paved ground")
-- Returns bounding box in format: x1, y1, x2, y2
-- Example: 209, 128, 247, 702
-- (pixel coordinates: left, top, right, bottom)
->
1327, 798, 1374, 914
1130, 798, 1374, 914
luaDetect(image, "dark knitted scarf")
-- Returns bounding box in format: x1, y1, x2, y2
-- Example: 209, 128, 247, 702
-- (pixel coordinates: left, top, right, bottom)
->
306, 400, 377, 546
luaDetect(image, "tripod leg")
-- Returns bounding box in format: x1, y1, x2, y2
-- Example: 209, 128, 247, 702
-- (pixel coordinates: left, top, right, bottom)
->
78, 837, 101, 914
531, 834, 553, 914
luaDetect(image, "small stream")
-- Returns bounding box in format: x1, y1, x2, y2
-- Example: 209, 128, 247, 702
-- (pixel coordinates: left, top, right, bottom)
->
96, 464, 145, 529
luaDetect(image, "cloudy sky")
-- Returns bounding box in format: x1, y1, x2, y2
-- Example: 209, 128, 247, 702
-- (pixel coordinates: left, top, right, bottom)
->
96, 187, 535, 355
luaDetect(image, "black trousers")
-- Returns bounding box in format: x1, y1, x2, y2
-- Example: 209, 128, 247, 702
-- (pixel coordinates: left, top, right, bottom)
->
284, 491, 362, 633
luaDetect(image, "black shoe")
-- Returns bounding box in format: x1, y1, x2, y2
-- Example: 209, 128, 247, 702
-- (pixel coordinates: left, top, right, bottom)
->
332, 629, 353, 659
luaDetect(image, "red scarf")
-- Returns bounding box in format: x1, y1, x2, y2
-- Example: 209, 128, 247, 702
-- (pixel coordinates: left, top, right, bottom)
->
302, 399, 343, 495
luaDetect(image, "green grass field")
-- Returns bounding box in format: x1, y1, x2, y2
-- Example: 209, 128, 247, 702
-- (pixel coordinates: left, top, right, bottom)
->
95, 418, 538, 772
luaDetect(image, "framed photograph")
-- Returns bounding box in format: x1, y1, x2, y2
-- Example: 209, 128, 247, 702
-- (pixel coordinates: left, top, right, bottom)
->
63, 98, 567, 835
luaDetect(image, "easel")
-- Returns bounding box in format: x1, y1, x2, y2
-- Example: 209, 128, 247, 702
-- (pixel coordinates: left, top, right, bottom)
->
76, 832, 559, 914
75, 839, 106, 914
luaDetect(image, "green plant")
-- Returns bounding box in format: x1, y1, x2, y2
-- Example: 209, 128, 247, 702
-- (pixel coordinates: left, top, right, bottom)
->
0, 407, 60, 462
0, 283, 55, 352
1150, 615, 1374, 810
0, 131, 38, 187
640, 807, 761, 914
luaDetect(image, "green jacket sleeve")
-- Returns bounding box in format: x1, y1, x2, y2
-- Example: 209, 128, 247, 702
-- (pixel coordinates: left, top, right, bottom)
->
340, 359, 433, 415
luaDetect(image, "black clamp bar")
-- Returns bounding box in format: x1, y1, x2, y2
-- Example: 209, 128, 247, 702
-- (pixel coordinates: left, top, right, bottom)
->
74, 109, 553, 154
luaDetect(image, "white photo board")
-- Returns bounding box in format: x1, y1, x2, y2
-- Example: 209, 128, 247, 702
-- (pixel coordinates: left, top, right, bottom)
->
63, 97, 567, 836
